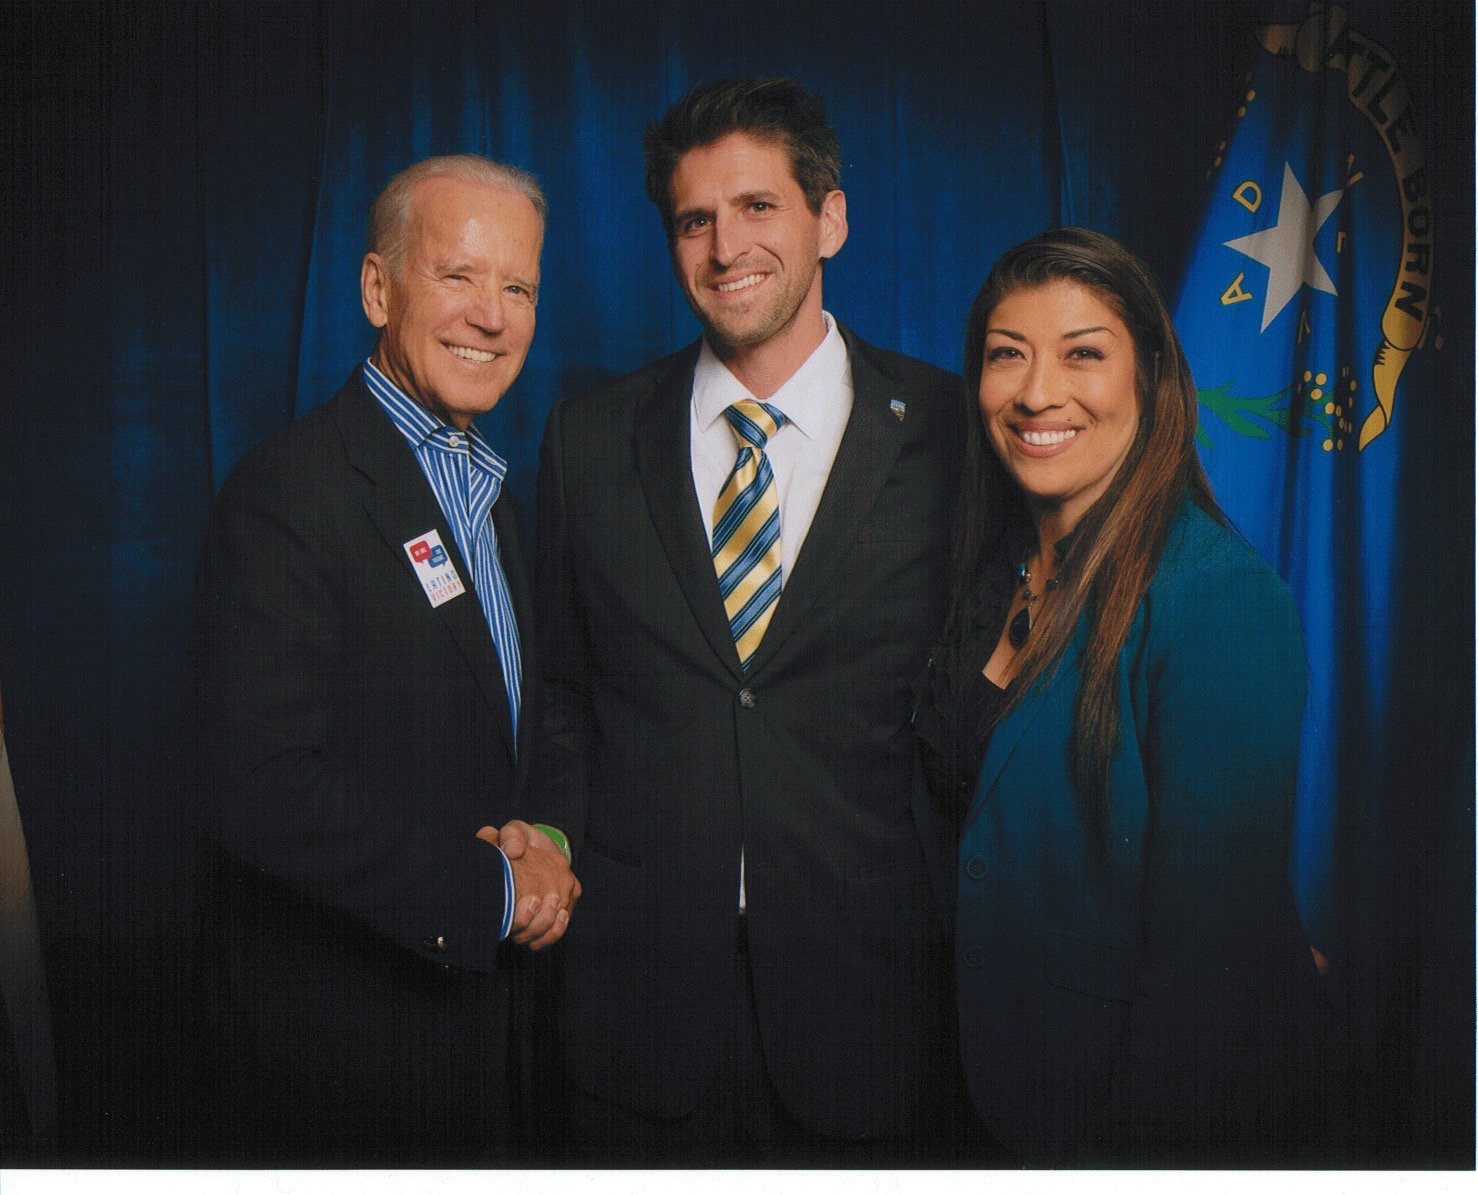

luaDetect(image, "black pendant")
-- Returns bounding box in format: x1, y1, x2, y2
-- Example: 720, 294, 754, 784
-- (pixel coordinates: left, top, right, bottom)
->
1008, 604, 1032, 649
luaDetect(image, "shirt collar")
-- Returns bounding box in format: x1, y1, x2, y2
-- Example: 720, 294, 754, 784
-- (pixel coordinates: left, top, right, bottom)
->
363, 359, 505, 475
692, 311, 849, 441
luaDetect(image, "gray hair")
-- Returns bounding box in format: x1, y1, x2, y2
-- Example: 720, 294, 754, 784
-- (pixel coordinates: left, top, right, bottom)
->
367, 155, 547, 277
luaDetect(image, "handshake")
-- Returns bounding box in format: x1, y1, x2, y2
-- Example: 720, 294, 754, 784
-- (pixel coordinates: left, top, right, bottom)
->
477, 820, 582, 951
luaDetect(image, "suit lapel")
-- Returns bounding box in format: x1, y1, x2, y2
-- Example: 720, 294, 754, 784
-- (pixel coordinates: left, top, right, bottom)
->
333, 374, 518, 758
631, 328, 915, 681
634, 345, 749, 681
745, 326, 906, 674
962, 626, 1085, 834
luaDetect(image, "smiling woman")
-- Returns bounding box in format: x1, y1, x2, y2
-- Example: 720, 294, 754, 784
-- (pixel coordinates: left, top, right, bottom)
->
977, 279, 1140, 552
914, 227, 1331, 1163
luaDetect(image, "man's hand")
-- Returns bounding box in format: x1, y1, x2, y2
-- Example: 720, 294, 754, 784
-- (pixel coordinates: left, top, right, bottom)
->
476, 821, 580, 950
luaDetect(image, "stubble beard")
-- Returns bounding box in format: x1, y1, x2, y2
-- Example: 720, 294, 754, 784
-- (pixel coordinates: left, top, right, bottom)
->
694, 262, 817, 353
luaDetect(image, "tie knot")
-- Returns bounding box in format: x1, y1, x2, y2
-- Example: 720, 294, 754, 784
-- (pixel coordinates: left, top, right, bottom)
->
725, 400, 785, 452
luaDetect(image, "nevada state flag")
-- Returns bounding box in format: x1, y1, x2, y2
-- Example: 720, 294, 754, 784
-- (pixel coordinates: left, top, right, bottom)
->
1173, 4, 1435, 960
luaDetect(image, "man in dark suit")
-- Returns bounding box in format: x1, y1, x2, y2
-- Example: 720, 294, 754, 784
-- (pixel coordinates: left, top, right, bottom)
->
533, 78, 965, 1162
191, 155, 579, 1163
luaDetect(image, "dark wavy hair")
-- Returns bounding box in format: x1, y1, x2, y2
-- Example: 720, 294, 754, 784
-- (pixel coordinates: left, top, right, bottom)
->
951, 227, 1223, 826
643, 77, 841, 237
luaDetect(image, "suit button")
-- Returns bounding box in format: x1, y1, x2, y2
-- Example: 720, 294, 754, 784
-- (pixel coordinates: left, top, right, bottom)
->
738, 688, 757, 709
965, 855, 988, 880
962, 947, 983, 968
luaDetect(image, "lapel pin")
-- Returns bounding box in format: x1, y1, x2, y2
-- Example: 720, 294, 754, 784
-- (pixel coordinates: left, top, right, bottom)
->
404, 530, 466, 608
889, 399, 906, 421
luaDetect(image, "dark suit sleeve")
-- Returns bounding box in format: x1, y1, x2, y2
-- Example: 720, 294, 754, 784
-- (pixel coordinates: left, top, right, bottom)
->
1099, 541, 1319, 1153
192, 445, 510, 973
529, 401, 594, 852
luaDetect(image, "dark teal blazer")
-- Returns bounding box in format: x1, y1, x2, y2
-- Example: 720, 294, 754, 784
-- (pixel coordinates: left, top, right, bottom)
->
956, 500, 1327, 1163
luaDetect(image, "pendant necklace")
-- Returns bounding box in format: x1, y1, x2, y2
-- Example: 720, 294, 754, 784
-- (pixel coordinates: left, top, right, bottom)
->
1008, 558, 1058, 650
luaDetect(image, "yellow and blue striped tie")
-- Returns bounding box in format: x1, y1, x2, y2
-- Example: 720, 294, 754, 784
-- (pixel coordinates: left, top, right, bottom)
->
712, 400, 786, 670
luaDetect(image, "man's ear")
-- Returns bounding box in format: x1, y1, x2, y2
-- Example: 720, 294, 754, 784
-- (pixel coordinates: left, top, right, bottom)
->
361, 253, 392, 329
818, 190, 848, 261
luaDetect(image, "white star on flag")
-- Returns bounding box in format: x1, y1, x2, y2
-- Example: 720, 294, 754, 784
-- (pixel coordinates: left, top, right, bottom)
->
1224, 161, 1347, 332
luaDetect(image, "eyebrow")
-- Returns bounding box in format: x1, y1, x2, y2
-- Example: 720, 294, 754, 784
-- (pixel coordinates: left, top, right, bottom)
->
986, 325, 1114, 340
733, 188, 782, 206
672, 188, 785, 226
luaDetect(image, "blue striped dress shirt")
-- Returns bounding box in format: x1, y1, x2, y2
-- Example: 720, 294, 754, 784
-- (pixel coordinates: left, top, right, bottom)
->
364, 360, 522, 939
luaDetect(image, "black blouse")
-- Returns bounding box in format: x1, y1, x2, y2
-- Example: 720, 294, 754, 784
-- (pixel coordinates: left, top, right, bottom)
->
913, 552, 1018, 826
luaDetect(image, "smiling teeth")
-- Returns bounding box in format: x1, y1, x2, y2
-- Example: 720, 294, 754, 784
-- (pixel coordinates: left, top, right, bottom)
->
448, 345, 495, 363
1020, 429, 1078, 446
716, 273, 764, 293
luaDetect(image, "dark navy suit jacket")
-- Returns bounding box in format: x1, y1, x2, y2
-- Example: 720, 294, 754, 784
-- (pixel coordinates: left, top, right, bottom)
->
535, 327, 965, 1139
191, 369, 536, 1157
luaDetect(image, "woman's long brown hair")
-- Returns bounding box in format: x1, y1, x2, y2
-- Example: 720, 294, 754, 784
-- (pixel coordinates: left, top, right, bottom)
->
949, 227, 1224, 834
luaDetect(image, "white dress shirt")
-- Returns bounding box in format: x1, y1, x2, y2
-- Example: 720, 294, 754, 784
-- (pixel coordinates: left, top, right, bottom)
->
691, 311, 853, 580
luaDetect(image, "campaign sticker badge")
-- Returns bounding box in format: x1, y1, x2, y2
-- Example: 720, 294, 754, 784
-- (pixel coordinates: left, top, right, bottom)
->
403, 530, 465, 608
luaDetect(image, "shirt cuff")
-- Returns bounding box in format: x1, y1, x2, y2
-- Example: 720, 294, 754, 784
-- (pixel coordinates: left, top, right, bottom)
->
497, 845, 515, 941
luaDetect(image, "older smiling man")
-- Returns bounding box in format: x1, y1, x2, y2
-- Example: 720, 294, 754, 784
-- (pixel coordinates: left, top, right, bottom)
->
191, 155, 577, 1163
